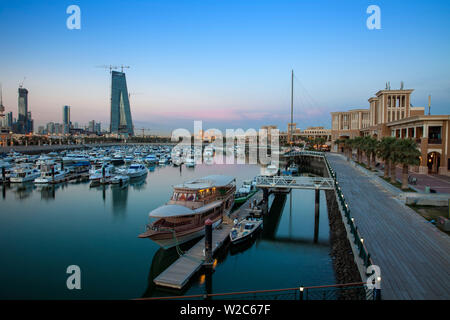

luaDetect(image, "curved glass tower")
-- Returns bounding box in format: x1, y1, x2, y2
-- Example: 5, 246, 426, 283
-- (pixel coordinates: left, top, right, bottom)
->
110, 71, 134, 136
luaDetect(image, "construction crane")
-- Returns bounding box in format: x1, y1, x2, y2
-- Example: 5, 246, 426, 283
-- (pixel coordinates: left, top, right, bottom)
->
136, 127, 151, 138
19, 77, 26, 88
95, 65, 118, 73
119, 65, 130, 73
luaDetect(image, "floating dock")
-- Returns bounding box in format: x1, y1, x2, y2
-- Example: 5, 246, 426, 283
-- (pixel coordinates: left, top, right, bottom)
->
154, 190, 264, 289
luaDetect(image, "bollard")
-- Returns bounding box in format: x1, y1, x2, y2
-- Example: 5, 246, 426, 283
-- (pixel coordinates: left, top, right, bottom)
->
299, 286, 304, 301
204, 219, 213, 265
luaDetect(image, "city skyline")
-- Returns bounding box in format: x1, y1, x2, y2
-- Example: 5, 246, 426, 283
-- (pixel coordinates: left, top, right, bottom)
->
1, 0, 450, 134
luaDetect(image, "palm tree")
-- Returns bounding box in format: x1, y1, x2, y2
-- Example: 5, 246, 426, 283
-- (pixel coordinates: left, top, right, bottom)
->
352, 136, 364, 163
361, 136, 378, 169
393, 138, 421, 190
334, 139, 342, 153
376, 137, 396, 178
343, 138, 352, 160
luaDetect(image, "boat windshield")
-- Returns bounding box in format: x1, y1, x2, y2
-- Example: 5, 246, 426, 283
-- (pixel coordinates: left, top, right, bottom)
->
244, 224, 254, 230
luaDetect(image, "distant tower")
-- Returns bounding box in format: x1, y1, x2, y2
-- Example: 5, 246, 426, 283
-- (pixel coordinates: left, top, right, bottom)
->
110, 71, 134, 136
18, 87, 29, 133
0, 83, 5, 124
63, 105, 71, 134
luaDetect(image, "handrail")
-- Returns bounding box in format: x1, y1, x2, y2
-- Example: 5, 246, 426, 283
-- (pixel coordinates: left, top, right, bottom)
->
136, 282, 367, 300
323, 155, 374, 269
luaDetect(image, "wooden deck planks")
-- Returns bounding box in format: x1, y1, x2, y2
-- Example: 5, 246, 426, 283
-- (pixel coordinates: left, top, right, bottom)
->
328, 154, 450, 300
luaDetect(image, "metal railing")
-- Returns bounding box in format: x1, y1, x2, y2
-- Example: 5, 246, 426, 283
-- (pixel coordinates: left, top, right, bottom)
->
138, 282, 375, 300
324, 156, 374, 270
283, 150, 326, 158
255, 175, 335, 190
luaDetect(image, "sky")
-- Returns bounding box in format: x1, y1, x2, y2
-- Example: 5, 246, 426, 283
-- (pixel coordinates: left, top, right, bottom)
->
0, 0, 449, 135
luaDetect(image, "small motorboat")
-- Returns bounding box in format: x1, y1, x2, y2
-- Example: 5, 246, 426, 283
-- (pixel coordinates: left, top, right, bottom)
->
229, 217, 263, 244
110, 175, 130, 185
287, 164, 299, 175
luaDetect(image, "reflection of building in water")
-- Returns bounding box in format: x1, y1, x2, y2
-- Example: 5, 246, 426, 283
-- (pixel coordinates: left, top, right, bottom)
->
111, 185, 128, 217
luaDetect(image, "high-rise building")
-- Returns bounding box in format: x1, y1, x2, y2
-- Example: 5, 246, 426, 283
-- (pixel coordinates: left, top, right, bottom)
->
46, 122, 55, 134
95, 122, 101, 134
110, 71, 133, 136
17, 87, 29, 133
0, 83, 5, 121
63, 105, 71, 134
89, 120, 96, 133
27, 111, 33, 133
6, 112, 13, 128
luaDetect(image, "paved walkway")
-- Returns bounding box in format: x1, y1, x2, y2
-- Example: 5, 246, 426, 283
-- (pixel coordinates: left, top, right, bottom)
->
328, 153, 450, 300
357, 154, 450, 194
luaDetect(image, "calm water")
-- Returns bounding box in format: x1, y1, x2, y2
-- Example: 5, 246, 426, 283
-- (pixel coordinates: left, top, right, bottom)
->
0, 163, 334, 299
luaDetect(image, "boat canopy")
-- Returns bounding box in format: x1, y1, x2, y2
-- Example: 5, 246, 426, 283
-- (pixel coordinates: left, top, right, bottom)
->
174, 175, 235, 190
149, 204, 194, 218
149, 201, 222, 218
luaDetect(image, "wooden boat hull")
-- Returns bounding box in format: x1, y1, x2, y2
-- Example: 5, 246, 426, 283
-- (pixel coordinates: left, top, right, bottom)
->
139, 217, 222, 249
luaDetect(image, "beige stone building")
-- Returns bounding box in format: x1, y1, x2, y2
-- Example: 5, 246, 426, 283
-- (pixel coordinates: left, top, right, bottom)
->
331, 85, 450, 175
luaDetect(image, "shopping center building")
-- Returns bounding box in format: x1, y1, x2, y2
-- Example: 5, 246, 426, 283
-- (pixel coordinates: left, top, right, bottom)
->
331, 85, 450, 175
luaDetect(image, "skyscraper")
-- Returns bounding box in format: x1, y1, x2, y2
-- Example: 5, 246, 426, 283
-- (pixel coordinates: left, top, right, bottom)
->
18, 87, 29, 133
0, 83, 5, 127
6, 112, 13, 129
63, 105, 71, 134
110, 71, 133, 136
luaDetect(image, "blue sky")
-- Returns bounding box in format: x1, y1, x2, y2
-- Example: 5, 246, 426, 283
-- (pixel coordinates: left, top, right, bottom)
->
0, 0, 449, 134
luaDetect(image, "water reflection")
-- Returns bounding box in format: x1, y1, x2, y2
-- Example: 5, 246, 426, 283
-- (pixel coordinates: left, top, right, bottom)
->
12, 182, 35, 200
111, 184, 128, 218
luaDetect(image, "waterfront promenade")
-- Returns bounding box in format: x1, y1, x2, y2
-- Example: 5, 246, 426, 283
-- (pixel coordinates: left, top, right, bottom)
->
327, 153, 450, 300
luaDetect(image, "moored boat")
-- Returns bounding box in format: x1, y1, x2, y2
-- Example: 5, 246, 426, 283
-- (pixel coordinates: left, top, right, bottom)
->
229, 217, 263, 244
126, 163, 147, 178
138, 175, 236, 249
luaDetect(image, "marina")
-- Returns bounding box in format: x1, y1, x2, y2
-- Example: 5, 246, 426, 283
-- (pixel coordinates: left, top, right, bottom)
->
0, 147, 335, 299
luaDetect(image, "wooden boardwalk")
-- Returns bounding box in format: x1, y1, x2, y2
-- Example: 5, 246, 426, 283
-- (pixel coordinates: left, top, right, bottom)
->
328, 153, 450, 300
154, 191, 263, 289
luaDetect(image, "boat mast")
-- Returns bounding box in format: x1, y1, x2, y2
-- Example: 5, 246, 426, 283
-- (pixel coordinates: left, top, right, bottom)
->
290, 69, 294, 145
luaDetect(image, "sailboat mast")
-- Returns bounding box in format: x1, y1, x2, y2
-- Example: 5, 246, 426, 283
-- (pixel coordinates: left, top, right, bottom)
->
290, 69, 294, 144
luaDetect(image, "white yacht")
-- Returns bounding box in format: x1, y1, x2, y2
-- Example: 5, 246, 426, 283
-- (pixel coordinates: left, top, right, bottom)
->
10, 166, 41, 183
35, 164, 69, 184
62, 153, 90, 165
144, 154, 158, 165
185, 157, 195, 168
124, 155, 134, 163
89, 163, 115, 181
126, 163, 148, 178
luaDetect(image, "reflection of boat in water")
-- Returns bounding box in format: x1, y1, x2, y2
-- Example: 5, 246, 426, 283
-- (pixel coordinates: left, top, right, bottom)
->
138, 175, 236, 249
230, 217, 263, 244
